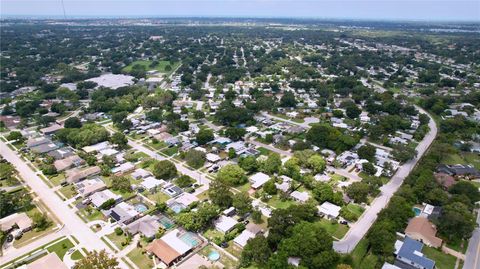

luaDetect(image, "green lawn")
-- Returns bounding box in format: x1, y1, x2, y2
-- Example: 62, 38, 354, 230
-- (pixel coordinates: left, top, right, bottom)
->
351, 239, 369, 268
236, 182, 252, 193
127, 248, 154, 269
341, 204, 365, 220
317, 218, 349, 239
106, 232, 129, 250
422, 246, 456, 269
266, 195, 296, 209
48, 173, 66, 186
146, 191, 170, 204
446, 239, 467, 254
46, 238, 74, 259
58, 185, 77, 199
161, 146, 178, 156
257, 147, 272, 156
78, 206, 104, 222
71, 250, 83, 260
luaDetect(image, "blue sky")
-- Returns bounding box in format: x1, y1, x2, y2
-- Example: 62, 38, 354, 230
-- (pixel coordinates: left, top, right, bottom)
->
1, 0, 479, 21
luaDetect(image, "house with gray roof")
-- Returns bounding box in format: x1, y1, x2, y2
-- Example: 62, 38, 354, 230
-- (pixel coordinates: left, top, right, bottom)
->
394, 237, 435, 269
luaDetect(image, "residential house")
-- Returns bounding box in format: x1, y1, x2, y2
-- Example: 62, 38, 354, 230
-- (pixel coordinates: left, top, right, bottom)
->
317, 202, 341, 219
234, 223, 263, 248
40, 124, 62, 135
26, 253, 68, 269
109, 202, 139, 225
140, 176, 165, 193
250, 172, 270, 190
26, 137, 50, 148
404, 217, 443, 248
112, 162, 135, 175
163, 183, 183, 197
436, 164, 480, 179
394, 237, 435, 269
54, 155, 84, 172
126, 215, 161, 239
76, 177, 107, 198
90, 189, 122, 208
0, 213, 33, 233
82, 141, 111, 154
290, 191, 310, 203
214, 215, 238, 233
146, 229, 197, 266
47, 147, 74, 160
30, 142, 59, 154
131, 168, 151, 180
66, 166, 101, 183
226, 141, 248, 155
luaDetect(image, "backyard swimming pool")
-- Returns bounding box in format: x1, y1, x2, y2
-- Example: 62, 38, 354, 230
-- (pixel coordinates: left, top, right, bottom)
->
413, 207, 422, 216
208, 250, 220, 261
134, 203, 148, 213
179, 232, 202, 247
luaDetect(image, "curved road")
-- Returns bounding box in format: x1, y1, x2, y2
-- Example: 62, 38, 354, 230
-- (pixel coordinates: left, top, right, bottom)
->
333, 106, 437, 253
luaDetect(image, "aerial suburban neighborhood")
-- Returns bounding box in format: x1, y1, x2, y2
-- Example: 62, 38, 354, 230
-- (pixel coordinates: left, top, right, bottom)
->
0, 4, 479, 269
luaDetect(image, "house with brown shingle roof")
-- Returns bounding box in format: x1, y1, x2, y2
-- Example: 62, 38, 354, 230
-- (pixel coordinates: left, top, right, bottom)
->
65, 166, 101, 183
405, 217, 443, 248
434, 172, 456, 190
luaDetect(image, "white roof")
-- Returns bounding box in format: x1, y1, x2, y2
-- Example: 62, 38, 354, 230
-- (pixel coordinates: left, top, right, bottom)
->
206, 153, 221, 163
82, 141, 111, 153
161, 229, 192, 255
112, 162, 135, 174
99, 148, 118, 156
86, 74, 135, 90
290, 191, 309, 202
318, 202, 341, 218
423, 204, 434, 215
174, 192, 199, 207
131, 168, 151, 179
141, 176, 165, 189
382, 263, 402, 269
214, 215, 238, 233
250, 172, 270, 189
90, 189, 121, 208
233, 229, 255, 247
245, 126, 259, 133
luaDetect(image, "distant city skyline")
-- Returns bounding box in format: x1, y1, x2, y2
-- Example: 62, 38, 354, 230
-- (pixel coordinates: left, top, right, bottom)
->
1, 0, 479, 22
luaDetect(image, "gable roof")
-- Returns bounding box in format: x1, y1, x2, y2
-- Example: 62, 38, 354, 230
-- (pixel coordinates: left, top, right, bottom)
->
405, 217, 443, 248
146, 239, 180, 265
397, 237, 435, 269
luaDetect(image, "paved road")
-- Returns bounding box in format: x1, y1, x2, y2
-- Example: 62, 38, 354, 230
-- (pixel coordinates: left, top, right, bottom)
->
1, 231, 65, 264
464, 210, 480, 269
248, 138, 293, 157
333, 106, 437, 253
0, 141, 129, 269
261, 112, 312, 129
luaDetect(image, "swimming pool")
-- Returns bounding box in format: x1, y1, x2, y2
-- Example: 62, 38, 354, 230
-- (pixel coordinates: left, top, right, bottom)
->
158, 215, 175, 229
134, 203, 148, 213
208, 250, 220, 261
168, 202, 185, 214
413, 207, 422, 216
179, 232, 202, 247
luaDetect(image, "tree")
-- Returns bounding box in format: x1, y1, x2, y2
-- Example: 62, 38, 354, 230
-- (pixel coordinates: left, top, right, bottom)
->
110, 176, 131, 193
174, 175, 194, 188
260, 153, 282, 175
438, 202, 476, 241
64, 117, 82, 128
0, 163, 14, 180
32, 212, 50, 231
196, 129, 214, 145
99, 198, 116, 210
449, 181, 480, 204
263, 179, 278, 195
233, 192, 253, 216
357, 144, 376, 162
184, 149, 206, 169
362, 162, 377, 176
225, 127, 246, 141
345, 103, 361, 119
280, 91, 297, 107
75, 250, 119, 269
110, 132, 128, 149
208, 181, 233, 208
240, 235, 271, 267
251, 209, 263, 224
313, 182, 334, 203
367, 220, 396, 256
392, 144, 417, 163
6, 131, 22, 141
307, 155, 326, 174
238, 155, 258, 173
193, 110, 205, 120
346, 182, 370, 203
153, 160, 177, 180
272, 221, 338, 269
216, 164, 247, 186
175, 203, 219, 231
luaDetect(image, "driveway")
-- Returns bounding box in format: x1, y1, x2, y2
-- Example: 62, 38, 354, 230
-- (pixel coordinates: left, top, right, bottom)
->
333, 106, 437, 253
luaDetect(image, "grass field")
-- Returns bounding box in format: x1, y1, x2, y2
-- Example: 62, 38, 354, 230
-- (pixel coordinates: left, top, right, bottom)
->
423, 246, 456, 269
46, 238, 74, 259
106, 232, 129, 250
318, 218, 349, 239
127, 248, 154, 269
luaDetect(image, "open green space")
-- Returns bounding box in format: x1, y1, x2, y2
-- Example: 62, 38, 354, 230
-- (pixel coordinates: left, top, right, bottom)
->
127, 248, 154, 269
317, 218, 349, 239
46, 238, 74, 259
422, 246, 456, 269
106, 232, 130, 250
122, 60, 178, 73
